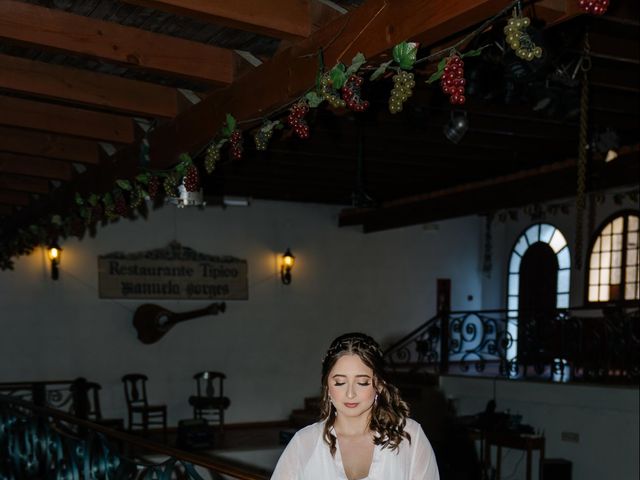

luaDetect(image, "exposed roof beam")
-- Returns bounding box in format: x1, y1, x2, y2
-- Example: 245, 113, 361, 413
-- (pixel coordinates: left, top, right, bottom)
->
148, 0, 518, 168
0, 153, 73, 181
0, 96, 135, 144
0, 126, 100, 165
0, 175, 50, 194
339, 153, 639, 232
0, 191, 31, 207
121, 0, 311, 40
0, 54, 186, 119
0, 0, 235, 84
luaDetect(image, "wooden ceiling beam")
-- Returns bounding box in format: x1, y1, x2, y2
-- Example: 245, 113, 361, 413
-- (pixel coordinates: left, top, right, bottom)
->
0, 153, 73, 181
0, 0, 235, 85
0, 96, 135, 144
0, 126, 100, 165
0, 191, 31, 207
0, 54, 186, 119
121, 0, 311, 40
148, 0, 517, 169
0, 175, 50, 194
339, 153, 639, 231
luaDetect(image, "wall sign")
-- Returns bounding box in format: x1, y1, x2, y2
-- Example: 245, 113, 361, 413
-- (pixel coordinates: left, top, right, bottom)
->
98, 242, 248, 299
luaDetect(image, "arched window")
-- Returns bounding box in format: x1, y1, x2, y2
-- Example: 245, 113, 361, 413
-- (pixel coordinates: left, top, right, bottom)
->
587, 212, 639, 303
506, 224, 571, 360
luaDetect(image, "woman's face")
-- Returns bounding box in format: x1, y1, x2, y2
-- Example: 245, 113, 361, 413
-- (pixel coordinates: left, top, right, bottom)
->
327, 354, 377, 419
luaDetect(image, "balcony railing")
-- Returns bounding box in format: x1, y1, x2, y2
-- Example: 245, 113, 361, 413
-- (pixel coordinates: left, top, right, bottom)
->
0, 394, 269, 480
384, 306, 640, 384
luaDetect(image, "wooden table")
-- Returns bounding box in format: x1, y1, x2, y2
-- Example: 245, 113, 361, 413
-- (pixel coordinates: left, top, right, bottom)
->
482, 431, 545, 480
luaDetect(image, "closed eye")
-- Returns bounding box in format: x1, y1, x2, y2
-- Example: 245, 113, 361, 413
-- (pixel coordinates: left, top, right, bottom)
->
333, 382, 346, 386
358, 382, 371, 386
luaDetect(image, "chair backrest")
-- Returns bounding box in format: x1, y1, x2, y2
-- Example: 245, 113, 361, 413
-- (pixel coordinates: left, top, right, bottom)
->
193, 371, 226, 399
122, 374, 149, 408
70, 378, 104, 420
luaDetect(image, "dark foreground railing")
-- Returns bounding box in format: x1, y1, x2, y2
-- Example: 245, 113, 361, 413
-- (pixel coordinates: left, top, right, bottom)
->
0, 395, 269, 480
384, 306, 640, 384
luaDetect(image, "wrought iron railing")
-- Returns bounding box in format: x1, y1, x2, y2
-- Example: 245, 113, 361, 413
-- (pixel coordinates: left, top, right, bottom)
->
384, 306, 640, 383
0, 395, 269, 480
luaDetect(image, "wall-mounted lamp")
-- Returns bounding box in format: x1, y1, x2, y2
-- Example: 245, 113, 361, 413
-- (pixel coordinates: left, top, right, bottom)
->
281, 248, 295, 285
48, 244, 62, 280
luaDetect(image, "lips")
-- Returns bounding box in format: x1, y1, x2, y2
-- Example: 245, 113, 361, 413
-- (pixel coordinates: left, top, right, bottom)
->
344, 403, 359, 408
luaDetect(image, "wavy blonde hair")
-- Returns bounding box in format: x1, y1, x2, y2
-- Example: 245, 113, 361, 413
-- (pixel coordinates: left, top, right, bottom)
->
320, 332, 410, 456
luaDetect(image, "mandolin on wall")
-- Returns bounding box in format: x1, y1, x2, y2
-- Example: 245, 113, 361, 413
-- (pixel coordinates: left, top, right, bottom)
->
132, 302, 226, 344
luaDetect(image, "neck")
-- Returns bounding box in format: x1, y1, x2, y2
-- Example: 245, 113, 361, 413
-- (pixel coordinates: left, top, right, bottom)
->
333, 409, 372, 437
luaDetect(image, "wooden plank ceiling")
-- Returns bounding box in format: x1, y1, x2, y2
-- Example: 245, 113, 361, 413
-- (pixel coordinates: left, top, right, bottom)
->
0, 0, 638, 241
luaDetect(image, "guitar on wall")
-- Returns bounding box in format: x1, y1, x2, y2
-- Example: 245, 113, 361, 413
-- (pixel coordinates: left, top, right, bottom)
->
132, 302, 226, 344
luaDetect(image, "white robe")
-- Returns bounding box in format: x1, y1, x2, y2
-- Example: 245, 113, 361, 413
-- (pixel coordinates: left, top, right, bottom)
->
271, 418, 440, 480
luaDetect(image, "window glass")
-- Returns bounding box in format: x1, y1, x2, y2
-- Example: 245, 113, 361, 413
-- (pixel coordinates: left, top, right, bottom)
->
549, 229, 567, 253
587, 214, 640, 303
525, 225, 540, 246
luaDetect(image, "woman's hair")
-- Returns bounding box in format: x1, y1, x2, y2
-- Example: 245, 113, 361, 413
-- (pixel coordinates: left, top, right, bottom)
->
320, 332, 410, 456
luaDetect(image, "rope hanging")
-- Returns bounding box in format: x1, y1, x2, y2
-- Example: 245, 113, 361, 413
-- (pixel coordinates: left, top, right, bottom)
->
574, 31, 591, 271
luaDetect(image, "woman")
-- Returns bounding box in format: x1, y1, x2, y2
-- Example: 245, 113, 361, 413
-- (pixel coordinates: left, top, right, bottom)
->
272, 332, 440, 479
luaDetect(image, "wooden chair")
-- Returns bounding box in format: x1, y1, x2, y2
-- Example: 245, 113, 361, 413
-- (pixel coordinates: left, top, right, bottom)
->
70, 378, 124, 430
188, 371, 230, 431
121, 374, 167, 439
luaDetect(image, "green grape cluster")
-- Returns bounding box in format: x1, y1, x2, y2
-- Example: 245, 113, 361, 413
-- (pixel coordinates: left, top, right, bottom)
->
254, 128, 273, 151
389, 71, 415, 114
204, 144, 220, 174
319, 73, 346, 108
163, 173, 179, 197
504, 14, 542, 61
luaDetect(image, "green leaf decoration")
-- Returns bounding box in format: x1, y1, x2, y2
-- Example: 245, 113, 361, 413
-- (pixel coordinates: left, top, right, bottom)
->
217, 138, 228, 148
426, 57, 449, 84
51, 215, 62, 226
345, 52, 366, 76
305, 91, 324, 108
330, 64, 347, 90
178, 153, 192, 166
393, 41, 418, 70
88, 194, 99, 207
102, 193, 114, 206
175, 162, 186, 176
136, 173, 150, 185
79, 207, 89, 219
75, 193, 84, 206
116, 179, 132, 191
222, 114, 237, 138
370, 60, 393, 81
29, 225, 39, 234
461, 48, 483, 58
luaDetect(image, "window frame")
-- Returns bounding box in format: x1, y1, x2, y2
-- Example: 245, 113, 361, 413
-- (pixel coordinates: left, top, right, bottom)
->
584, 209, 640, 306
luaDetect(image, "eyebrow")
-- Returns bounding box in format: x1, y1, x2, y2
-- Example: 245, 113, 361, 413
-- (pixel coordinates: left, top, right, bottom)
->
331, 374, 372, 379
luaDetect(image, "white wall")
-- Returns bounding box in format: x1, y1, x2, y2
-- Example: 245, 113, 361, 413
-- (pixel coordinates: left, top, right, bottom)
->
0, 200, 483, 424
440, 375, 639, 480
480, 189, 639, 309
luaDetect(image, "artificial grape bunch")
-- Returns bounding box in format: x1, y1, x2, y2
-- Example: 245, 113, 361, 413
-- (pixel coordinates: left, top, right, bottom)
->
254, 128, 273, 151
130, 185, 144, 210
389, 71, 416, 114
114, 192, 129, 217
287, 101, 310, 139
68, 216, 85, 239
577, 0, 609, 15
504, 13, 543, 61
341, 75, 369, 112
319, 73, 346, 109
440, 55, 467, 105
163, 173, 179, 197
230, 130, 243, 161
147, 175, 161, 199
204, 144, 220, 173
90, 203, 104, 224
183, 165, 200, 192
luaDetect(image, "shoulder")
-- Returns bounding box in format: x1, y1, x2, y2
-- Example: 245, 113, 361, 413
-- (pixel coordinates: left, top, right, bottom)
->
403, 418, 424, 436
289, 421, 325, 448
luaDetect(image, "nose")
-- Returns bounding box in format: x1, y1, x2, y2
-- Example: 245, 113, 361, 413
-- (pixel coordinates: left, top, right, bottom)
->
346, 383, 356, 399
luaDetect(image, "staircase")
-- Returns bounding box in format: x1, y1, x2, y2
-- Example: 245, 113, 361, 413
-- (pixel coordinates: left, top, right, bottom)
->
289, 396, 321, 429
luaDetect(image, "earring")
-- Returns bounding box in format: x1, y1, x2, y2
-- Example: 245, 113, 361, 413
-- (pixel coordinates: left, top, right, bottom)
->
374, 393, 378, 403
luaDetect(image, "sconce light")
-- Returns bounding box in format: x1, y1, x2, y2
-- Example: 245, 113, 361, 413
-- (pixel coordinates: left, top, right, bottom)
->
281, 248, 295, 285
48, 244, 62, 280
443, 111, 469, 144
